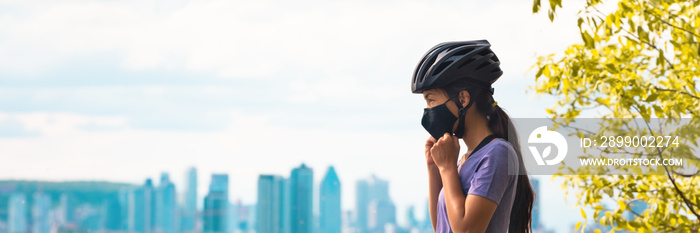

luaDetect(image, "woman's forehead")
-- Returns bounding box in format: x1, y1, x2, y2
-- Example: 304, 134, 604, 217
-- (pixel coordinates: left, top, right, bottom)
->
423, 88, 447, 97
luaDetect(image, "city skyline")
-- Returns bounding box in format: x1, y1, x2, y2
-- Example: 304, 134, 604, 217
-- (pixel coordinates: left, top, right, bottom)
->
0, 164, 434, 233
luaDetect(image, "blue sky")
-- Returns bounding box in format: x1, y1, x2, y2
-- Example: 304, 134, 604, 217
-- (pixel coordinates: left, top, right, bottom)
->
0, 0, 590, 232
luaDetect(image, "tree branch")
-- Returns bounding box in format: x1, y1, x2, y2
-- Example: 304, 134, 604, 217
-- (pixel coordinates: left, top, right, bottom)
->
643, 9, 700, 39
652, 86, 700, 100
641, 119, 700, 219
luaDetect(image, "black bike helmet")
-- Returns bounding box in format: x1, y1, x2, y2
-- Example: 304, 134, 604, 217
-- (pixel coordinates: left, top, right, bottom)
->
411, 40, 502, 94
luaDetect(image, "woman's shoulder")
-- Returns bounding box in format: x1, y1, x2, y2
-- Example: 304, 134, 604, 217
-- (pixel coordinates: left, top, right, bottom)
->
479, 138, 519, 167
483, 138, 520, 174
484, 138, 515, 154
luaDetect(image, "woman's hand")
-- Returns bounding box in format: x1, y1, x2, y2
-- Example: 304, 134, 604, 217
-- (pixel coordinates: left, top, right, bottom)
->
425, 136, 438, 167
430, 132, 460, 172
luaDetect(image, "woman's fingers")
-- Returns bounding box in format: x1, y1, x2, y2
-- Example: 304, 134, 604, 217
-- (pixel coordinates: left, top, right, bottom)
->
430, 133, 460, 169
425, 136, 439, 166
425, 136, 437, 147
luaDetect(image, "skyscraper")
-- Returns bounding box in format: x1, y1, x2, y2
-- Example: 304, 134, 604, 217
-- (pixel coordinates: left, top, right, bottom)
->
290, 163, 313, 233
282, 179, 291, 233
156, 173, 177, 233
530, 178, 541, 231
367, 199, 395, 231
182, 167, 197, 233
405, 205, 418, 229
356, 175, 395, 233
256, 175, 286, 233
203, 174, 228, 233
60, 194, 77, 226
102, 195, 124, 231
9, 193, 28, 233
32, 192, 51, 233
422, 199, 432, 230
319, 166, 341, 233
128, 179, 156, 233
355, 180, 369, 233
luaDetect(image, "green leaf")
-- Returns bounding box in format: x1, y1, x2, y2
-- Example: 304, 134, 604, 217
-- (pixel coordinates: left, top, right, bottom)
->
605, 63, 619, 74
582, 32, 595, 49
532, 0, 541, 13
645, 93, 658, 102
578, 17, 584, 28
629, 221, 640, 228
618, 199, 627, 211
653, 105, 664, 118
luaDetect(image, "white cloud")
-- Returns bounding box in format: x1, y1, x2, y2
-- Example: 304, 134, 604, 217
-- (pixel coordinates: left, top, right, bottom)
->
0, 0, 583, 81
0, 112, 128, 136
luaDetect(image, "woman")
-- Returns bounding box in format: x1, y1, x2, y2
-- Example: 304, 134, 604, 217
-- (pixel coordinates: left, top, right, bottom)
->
412, 40, 534, 233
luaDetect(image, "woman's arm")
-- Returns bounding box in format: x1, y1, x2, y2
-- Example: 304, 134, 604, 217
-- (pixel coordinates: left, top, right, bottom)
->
439, 165, 497, 233
427, 164, 442, 232
425, 136, 442, 232
430, 133, 499, 233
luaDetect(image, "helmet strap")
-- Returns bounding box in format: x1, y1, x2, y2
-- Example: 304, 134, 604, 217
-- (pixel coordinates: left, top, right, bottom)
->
453, 98, 473, 139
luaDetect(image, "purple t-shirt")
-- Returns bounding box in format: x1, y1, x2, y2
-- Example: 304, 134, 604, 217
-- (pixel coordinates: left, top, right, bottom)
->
436, 138, 519, 233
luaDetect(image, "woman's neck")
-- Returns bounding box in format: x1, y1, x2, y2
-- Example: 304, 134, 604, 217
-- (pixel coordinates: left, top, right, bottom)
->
462, 117, 494, 156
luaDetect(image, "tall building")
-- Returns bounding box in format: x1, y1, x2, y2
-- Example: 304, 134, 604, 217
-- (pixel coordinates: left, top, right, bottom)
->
203, 174, 228, 233
290, 163, 313, 233
405, 205, 418, 229
422, 200, 431, 230
367, 199, 395, 231
156, 173, 177, 233
356, 180, 369, 233
60, 194, 77, 226
9, 193, 28, 233
182, 167, 197, 233
209, 174, 228, 197
282, 179, 291, 233
102, 195, 124, 231
341, 210, 353, 233
256, 175, 286, 233
319, 166, 341, 233
128, 179, 156, 233
530, 178, 541, 231
356, 175, 395, 233
149, 179, 157, 231
32, 192, 51, 233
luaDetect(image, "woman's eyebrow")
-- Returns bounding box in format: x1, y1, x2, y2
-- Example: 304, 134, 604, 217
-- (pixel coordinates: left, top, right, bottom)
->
424, 93, 433, 99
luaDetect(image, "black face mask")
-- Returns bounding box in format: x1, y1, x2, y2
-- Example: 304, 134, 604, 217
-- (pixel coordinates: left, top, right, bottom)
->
421, 99, 458, 140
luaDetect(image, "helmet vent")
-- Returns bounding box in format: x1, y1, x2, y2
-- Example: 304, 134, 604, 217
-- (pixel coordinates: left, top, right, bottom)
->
476, 61, 490, 70
478, 50, 492, 57
452, 47, 475, 56
432, 60, 453, 75
458, 57, 477, 69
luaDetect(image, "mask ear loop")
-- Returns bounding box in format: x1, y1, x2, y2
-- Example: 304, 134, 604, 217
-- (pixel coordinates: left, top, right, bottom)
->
440, 99, 451, 106
453, 102, 471, 138
453, 97, 473, 139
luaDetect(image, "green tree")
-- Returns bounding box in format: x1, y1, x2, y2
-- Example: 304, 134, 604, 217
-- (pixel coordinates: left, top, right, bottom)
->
531, 0, 700, 232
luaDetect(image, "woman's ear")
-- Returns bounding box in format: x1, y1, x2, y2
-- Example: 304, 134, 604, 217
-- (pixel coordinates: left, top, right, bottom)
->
459, 90, 471, 108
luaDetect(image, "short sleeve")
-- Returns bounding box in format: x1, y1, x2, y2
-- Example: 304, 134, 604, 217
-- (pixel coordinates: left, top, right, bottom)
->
466, 141, 515, 205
